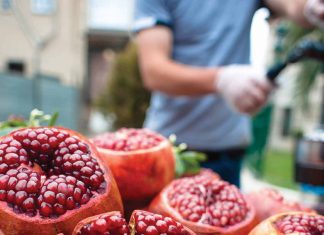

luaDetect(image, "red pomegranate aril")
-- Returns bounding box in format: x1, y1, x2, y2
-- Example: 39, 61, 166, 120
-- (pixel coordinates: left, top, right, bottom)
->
136, 220, 147, 233
276, 214, 323, 234
94, 218, 108, 232
22, 197, 36, 211
15, 191, 27, 205
0, 127, 123, 235
149, 170, 257, 235
66, 197, 75, 210
0, 191, 5, 201
72, 210, 194, 235
40, 202, 53, 217
156, 220, 168, 233
249, 212, 324, 235
92, 128, 164, 151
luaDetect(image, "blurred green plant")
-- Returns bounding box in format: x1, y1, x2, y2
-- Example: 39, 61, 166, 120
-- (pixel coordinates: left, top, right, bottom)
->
0, 109, 58, 136
274, 21, 323, 108
246, 21, 323, 178
96, 43, 151, 130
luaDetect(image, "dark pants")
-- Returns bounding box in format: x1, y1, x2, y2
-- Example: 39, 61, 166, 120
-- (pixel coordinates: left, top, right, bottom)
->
196, 148, 245, 188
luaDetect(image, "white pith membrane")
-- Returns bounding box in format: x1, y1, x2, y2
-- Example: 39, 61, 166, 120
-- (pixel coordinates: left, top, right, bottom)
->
0, 127, 106, 218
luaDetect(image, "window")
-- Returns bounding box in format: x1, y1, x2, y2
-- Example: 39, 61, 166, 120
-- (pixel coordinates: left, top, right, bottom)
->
7, 60, 25, 74
31, 0, 56, 15
281, 107, 293, 137
1, 0, 11, 12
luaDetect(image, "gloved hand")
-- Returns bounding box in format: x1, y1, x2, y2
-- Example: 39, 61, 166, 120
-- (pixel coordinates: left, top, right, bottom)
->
304, 0, 324, 29
215, 65, 273, 115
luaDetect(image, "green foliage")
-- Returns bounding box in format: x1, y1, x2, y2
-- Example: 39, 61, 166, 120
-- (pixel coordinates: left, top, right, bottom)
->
169, 135, 207, 178
274, 21, 323, 108
96, 43, 151, 130
0, 109, 58, 136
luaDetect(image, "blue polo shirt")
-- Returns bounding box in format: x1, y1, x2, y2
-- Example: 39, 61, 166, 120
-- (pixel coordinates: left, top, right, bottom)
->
134, 0, 262, 150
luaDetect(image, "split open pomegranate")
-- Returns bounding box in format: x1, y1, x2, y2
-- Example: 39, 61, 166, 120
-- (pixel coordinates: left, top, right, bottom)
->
246, 188, 314, 223
249, 211, 324, 235
91, 128, 175, 202
0, 127, 123, 235
149, 172, 257, 235
72, 210, 196, 235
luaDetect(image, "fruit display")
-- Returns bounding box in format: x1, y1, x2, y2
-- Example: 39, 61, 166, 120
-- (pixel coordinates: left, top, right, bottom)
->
0, 113, 320, 235
246, 188, 314, 223
249, 211, 324, 234
0, 127, 123, 235
149, 171, 257, 235
91, 128, 175, 202
72, 210, 195, 235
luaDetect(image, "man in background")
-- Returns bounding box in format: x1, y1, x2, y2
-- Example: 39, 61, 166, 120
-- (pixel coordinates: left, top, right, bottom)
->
134, 0, 324, 187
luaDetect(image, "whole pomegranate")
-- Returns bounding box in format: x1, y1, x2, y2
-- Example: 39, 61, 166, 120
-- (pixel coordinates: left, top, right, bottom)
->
0, 127, 123, 235
246, 188, 314, 223
249, 211, 324, 234
149, 173, 257, 235
73, 210, 196, 235
91, 128, 175, 202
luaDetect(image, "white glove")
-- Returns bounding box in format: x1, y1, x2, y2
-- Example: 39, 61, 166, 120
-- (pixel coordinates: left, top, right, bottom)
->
304, 0, 324, 29
216, 65, 273, 115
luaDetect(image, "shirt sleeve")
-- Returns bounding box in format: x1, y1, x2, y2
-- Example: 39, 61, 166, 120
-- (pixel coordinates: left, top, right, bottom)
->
133, 0, 172, 33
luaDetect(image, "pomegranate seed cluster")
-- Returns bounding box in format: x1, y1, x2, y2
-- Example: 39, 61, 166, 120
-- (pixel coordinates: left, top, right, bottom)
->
77, 213, 130, 235
167, 176, 249, 228
276, 214, 324, 234
0, 127, 106, 218
92, 128, 164, 151
134, 210, 190, 235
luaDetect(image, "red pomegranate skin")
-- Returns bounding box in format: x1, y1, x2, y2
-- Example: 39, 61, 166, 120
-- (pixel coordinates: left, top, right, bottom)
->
149, 172, 257, 235
91, 128, 175, 201
0, 127, 123, 235
246, 188, 315, 223
249, 212, 324, 235
72, 210, 196, 235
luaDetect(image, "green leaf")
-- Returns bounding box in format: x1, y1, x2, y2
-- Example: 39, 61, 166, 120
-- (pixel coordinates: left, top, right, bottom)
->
49, 112, 59, 126
0, 109, 59, 137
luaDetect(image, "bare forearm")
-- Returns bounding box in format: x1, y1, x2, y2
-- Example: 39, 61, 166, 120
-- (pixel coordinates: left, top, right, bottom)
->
139, 57, 217, 96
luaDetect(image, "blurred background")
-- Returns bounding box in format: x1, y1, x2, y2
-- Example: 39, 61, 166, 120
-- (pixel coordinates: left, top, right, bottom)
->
0, 0, 323, 212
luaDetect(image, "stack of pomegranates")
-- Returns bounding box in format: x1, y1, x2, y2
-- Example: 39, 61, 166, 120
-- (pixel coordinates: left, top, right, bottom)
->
0, 126, 322, 235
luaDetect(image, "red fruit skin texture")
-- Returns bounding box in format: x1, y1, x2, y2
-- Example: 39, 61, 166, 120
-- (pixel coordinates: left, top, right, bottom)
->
246, 188, 315, 223
149, 172, 257, 235
248, 211, 324, 235
72, 210, 196, 235
92, 129, 175, 201
0, 127, 123, 235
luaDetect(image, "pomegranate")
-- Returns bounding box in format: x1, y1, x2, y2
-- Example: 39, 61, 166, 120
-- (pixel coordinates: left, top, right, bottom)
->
0, 127, 123, 235
73, 210, 196, 235
249, 211, 324, 235
91, 128, 175, 202
149, 173, 257, 235
246, 188, 315, 223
